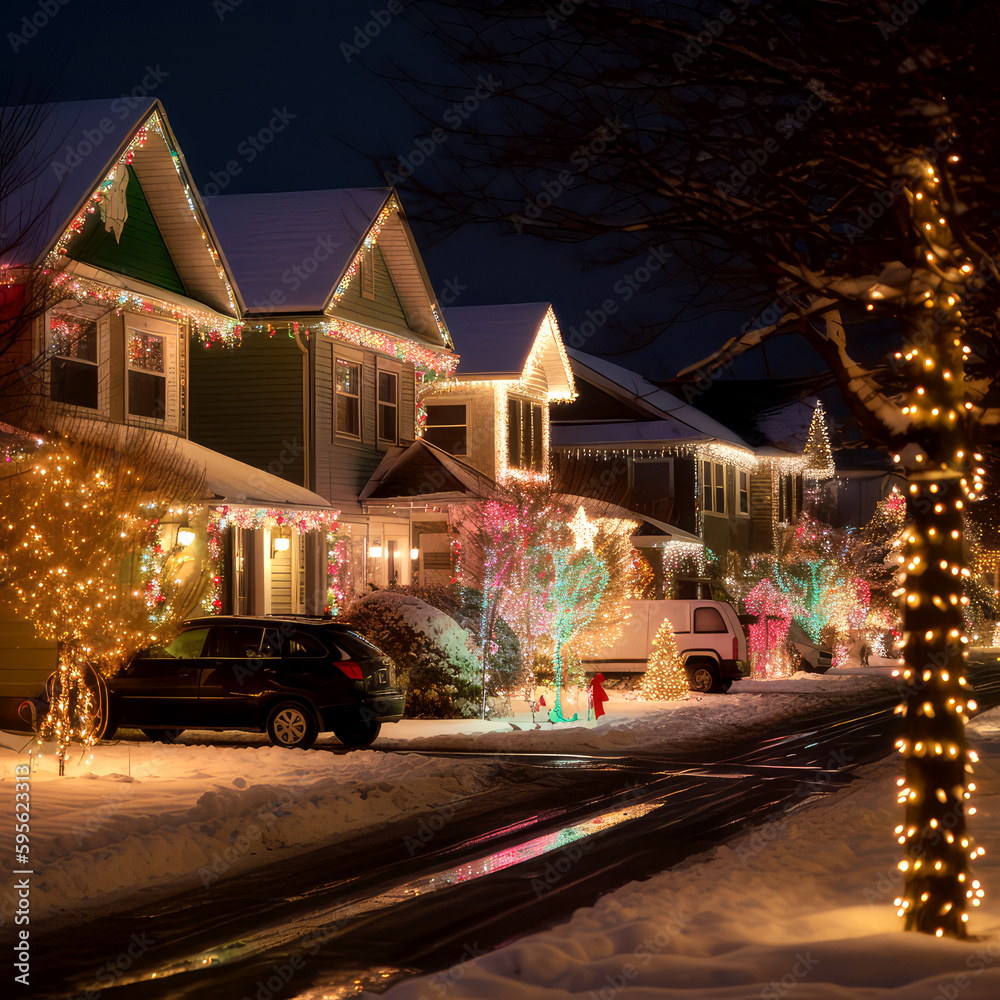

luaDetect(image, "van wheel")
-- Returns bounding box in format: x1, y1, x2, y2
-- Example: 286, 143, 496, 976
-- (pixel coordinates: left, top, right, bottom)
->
687, 664, 722, 693
141, 728, 185, 743
266, 702, 318, 750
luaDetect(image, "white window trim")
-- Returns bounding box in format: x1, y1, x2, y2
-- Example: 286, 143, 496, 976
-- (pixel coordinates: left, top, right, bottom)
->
702, 460, 727, 515
125, 312, 180, 432
334, 351, 364, 441
736, 469, 751, 518
43, 307, 111, 418
376, 359, 401, 447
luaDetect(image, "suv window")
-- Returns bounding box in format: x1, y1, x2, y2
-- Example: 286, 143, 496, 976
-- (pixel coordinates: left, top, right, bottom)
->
693, 607, 728, 633
261, 629, 282, 658
211, 626, 265, 658
146, 627, 211, 659
286, 632, 326, 657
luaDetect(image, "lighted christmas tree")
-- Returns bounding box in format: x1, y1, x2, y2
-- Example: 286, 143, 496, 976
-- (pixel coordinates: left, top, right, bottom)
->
640, 619, 687, 701
0, 425, 207, 771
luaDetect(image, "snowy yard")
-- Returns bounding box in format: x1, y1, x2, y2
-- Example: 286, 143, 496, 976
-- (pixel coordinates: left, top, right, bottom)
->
4, 666, 999, 999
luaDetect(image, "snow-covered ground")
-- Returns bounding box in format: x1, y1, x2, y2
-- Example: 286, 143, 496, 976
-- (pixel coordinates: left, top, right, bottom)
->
7, 666, 1000, 1000
377, 704, 1000, 1000
1, 669, 898, 932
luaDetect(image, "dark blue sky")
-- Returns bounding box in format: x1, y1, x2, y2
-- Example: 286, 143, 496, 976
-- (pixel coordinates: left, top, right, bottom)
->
5, 0, 793, 380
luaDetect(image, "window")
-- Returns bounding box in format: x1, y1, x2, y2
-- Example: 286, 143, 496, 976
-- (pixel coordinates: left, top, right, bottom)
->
425, 403, 467, 455
507, 398, 544, 470
360, 248, 375, 300
377, 370, 397, 444
336, 358, 361, 438
210, 626, 265, 658
127, 328, 166, 419
739, 470, 750, 514
146, 627, 211, 659
702, 461, 726, 513
286, 632, 325, 657
693, 606, 728, 633
49, 312, 99, 409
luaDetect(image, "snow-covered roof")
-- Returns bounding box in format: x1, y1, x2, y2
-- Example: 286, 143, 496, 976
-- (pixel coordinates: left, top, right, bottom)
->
172, 437, 332, 508
208, 188, 391, 314
360, 439, 496, 502
554, 351, 752, 450
444, 302, 553, 376
1, 99, 156, 267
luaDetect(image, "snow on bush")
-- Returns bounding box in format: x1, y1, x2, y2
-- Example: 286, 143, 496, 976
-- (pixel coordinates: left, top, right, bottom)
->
346, 591, 482, 717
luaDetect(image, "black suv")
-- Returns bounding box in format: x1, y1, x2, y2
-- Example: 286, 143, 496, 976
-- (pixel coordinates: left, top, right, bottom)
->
104, 616, 405, 750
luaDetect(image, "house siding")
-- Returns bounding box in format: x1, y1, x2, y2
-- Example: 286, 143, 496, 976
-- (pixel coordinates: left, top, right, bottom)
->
334, 245, 408, 331
189, 330, 305, 485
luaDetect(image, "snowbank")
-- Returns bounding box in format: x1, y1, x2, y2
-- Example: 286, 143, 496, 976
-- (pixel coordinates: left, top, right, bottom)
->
377, 710, 1000, 1000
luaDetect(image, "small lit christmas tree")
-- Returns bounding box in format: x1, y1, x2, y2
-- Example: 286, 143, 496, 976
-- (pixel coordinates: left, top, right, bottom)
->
641, 619, 688, 701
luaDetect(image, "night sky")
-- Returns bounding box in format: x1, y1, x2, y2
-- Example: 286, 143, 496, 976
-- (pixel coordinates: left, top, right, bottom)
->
5, 0, 797, 380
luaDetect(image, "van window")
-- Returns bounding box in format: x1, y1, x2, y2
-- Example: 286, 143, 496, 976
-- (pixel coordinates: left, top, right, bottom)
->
693, 607, 728, 633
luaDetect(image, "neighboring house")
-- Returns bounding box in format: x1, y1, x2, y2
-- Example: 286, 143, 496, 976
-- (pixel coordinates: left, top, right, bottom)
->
359, 302, 578, 586
194, 188, 459, 599
0, 100, 342, 717
549, 351, 834, 584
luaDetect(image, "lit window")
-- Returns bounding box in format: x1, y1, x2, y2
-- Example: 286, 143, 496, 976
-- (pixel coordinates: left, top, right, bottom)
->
739, 470, 749, 514
336, 359, 361, 438
377, 370, 397, 444
49, 312, 98, 409
127, 328, 166, 419
507, 398, 544, 470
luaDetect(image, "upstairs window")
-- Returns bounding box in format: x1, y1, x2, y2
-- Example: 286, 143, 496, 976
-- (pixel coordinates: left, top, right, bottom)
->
49, 312, 99, 409
424, 403, 467, 455
702, 461, 726, 513
507, 398, 544, 471
739, 470, 750, 514
336, 358, 362, 438
127, 328, 166, 419
377, 370, 398, 444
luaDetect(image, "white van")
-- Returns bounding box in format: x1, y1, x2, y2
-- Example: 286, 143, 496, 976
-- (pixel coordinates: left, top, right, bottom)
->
582, 599, 749, 693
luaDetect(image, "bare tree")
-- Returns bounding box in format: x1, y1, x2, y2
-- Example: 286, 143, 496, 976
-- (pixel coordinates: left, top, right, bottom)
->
396, 0, 999, 936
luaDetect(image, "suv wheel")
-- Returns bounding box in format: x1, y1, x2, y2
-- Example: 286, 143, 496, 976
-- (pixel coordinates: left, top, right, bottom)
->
266, 702, 318, 750
687, 664, 721, 694
332, 713, 381, 749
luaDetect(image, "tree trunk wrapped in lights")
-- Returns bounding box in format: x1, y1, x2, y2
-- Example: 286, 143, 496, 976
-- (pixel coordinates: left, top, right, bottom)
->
893, 157, 981, 935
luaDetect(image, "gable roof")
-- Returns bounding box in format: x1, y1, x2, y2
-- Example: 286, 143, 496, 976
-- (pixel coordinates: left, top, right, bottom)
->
1, 99, 238, 317
360, 439, 496, 503
552, 350, 752, 450
442, 302, 575, 398
208, 188, 390, 314
208, 189, 453, 349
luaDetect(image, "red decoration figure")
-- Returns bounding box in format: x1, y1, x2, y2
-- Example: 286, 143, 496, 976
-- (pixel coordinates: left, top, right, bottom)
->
589, 673, 609, 720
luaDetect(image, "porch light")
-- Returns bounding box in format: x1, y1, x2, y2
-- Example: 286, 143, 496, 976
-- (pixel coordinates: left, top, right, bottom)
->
273, 536, 291, 553
369, 544, 383, 558
177, 528, 196, 547
410, 547, 420, 560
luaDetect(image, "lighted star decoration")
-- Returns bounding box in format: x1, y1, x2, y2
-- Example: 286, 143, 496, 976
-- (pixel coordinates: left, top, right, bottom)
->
568, 505, 598, 551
